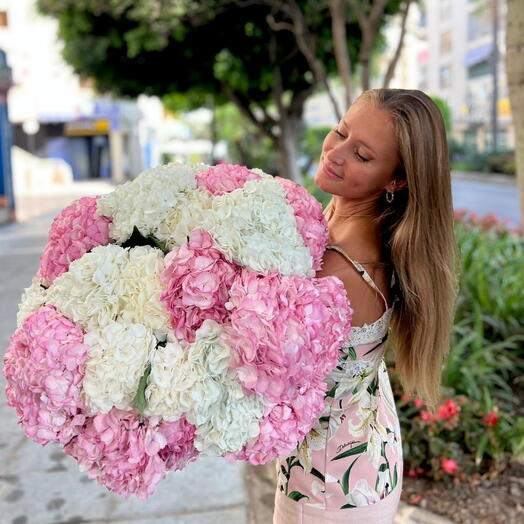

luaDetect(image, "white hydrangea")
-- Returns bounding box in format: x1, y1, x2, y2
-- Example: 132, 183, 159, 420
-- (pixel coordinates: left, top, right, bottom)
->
203, 178, 314, 278
96, 162, 210, 243
153, 187, 213, 250
16, 276, 47, 327
145, 319, 266, 455
82, 321, 156, 414
46, 244, 127, 331
116, 245, 171, 341
46, 244, 171, 339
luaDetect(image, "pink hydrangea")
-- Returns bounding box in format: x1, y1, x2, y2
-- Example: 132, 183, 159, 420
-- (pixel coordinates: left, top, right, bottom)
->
274, 176, 328, 272
3, 305, 89, 446
225, 386, 326, 465
37, 196, 112, 286
160, 229, 239, 342
223, 269, 352, 404
64, 409, 199, 499
195, 163, 263, 195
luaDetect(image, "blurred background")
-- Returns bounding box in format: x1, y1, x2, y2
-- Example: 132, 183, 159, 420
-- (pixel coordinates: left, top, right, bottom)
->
0, 1, 522, 523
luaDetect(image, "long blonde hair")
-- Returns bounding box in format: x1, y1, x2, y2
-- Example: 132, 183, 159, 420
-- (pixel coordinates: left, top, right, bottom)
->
353, 88, 460, 413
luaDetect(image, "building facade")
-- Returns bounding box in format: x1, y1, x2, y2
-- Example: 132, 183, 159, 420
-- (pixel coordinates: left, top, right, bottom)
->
416, 0, 512, 151
0, 0, 163, 184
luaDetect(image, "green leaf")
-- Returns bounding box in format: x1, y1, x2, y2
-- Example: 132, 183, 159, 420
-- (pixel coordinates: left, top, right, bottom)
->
475, 433, 489, 466
392, 463, 398, 489
346, 347, 357, 360
332, 442, 367, 461
310, 467, 325, 483
287, 491, 309, 501
133, 363, 152, 415
340, 457, 359, 495
325, 385, 337, 398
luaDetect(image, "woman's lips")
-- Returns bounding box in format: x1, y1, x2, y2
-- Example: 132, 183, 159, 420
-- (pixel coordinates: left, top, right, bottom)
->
323, 163, 343, 180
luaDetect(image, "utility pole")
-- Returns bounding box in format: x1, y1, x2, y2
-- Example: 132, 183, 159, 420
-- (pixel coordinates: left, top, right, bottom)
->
491, 0, 499, 153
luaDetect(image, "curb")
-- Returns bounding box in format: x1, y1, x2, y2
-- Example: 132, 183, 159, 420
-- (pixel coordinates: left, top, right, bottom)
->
451, 170, 516, 187
395, 501, 457, 524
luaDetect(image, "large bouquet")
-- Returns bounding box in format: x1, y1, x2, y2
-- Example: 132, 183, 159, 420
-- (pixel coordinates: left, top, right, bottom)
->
3, 162, 353, 499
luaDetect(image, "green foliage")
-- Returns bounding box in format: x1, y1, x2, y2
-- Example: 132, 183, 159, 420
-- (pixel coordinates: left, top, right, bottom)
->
303, 176, 331, 209
450, 143, 516, 175
214, 103, 278, 173
299, 126, 332, 176
429, 94, 452, 134
394, 386, 524, 479
36, 0, 347, 107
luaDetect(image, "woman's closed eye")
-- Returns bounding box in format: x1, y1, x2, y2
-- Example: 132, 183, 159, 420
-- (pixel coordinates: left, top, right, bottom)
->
332, 128, 370, 163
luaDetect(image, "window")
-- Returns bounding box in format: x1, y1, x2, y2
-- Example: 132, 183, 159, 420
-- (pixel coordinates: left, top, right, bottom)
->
439, 0, 452, 20
468, 59, 491, 78
468, 8, 490, 41
440, 30, 453, 55
439, 65, 452, 89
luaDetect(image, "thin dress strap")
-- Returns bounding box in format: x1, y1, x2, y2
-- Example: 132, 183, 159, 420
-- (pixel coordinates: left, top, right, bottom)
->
326, 245, 392, 311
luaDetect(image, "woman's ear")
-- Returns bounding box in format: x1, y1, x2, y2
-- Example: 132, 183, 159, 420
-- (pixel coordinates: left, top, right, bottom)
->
394, 179, 408, 190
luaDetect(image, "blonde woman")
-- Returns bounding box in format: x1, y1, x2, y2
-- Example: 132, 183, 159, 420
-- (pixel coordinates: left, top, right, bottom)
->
273, 88, 459, 523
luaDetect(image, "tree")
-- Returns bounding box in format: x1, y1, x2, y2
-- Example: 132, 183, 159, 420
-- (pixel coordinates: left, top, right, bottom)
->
37, 0, 347, 182
248, 0, 411, 108
506, 0, 524, 219
37, 0, 407, 182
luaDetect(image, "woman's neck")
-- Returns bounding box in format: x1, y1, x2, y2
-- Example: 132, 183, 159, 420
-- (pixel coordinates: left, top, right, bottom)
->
325, 198, 383, 261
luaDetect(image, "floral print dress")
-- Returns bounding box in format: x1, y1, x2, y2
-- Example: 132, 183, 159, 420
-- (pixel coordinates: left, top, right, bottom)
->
274, 245, 403, 522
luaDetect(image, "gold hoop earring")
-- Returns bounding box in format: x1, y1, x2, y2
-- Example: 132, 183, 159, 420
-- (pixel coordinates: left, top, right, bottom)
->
385, 190, 395, 203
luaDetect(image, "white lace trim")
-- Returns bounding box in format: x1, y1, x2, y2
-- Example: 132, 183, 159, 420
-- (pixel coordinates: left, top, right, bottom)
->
344, 307, 393, 347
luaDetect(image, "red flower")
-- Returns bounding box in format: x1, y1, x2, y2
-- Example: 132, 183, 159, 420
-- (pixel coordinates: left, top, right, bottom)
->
420, 410, 436, 422
483, 411, 499, 426
437, 399, 461, 420
401, 393, 412, 402
413, 397, 424, 409
410, 494, 424, 504
441, 458, 459, 475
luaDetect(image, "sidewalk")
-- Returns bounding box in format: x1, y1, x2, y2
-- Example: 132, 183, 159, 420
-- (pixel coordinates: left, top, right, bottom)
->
0, 183, 250, 524
451, 169, 516, 187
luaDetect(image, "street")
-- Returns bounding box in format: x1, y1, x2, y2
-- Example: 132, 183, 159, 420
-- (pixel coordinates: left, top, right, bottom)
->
452, 174, 521, 228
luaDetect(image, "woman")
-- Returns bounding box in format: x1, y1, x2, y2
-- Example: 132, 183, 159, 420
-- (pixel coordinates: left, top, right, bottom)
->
273, 88, 459, 523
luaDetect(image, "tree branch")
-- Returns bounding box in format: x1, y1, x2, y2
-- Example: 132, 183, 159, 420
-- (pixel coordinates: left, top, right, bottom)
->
329, 0, 353, 108
220, 81, 277, 140
383, 0, 413, 88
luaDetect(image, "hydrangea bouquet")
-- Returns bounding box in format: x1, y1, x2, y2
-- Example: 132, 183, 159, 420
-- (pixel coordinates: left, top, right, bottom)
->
3, 163, 353, 499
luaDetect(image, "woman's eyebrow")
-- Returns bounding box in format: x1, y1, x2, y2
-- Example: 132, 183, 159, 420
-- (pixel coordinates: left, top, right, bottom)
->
341, 120, 377, 155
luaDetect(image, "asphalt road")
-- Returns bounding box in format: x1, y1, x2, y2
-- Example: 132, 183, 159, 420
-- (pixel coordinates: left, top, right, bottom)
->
451, 177, 521, 228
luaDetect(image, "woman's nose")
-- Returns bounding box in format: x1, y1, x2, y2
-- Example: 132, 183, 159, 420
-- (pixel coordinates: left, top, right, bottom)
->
325, 151, 345, 166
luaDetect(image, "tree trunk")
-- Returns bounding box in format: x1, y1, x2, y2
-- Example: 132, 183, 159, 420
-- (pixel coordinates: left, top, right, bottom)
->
506, 0, 524, 221
383, 0, 412, 88
329, 0, 353, 108
276, 113, 303, 184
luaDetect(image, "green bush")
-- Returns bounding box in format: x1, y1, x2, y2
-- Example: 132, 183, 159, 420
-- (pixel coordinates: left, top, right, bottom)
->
483, 151, 516, 175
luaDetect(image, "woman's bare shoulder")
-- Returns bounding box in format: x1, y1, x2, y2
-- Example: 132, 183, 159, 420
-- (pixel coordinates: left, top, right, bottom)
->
316, 248, 392, 326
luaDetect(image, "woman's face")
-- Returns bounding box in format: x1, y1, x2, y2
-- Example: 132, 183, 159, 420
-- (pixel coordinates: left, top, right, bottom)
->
314, 99, 402, 199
